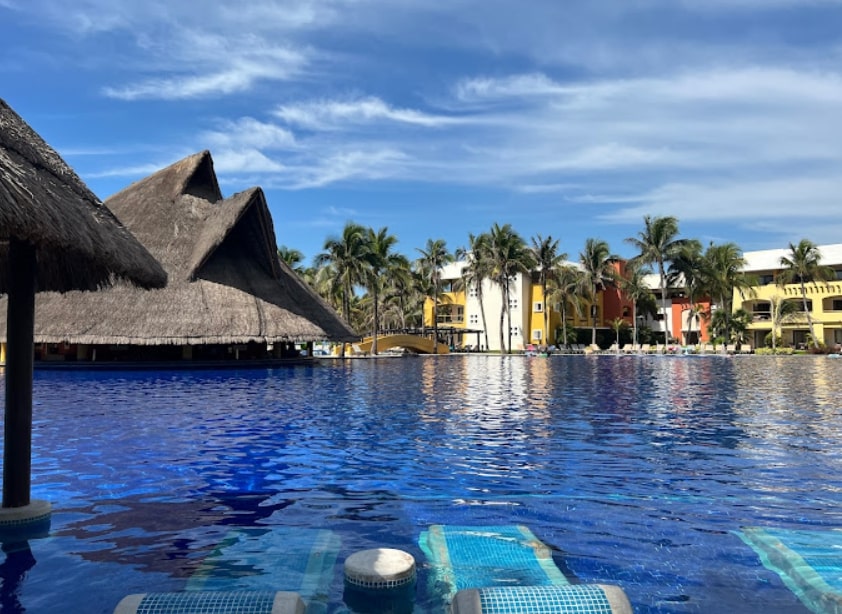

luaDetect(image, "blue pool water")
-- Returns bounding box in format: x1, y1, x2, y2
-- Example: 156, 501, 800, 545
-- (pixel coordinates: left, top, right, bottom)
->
2, 355, 842, 613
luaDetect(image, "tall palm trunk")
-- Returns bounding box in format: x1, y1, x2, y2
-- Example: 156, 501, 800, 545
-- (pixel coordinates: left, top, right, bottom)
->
561, 302, 569, 348
659, 264, 670, 342
372, 287, 379, 355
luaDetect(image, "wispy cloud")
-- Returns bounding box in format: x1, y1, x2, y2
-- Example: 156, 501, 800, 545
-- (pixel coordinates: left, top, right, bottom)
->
201, 117, 296, 150
274, 97, 463, 130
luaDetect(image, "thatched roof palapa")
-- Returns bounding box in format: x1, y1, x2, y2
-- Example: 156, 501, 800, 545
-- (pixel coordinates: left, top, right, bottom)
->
0, 98, 167, 292
1, 150, 357, 346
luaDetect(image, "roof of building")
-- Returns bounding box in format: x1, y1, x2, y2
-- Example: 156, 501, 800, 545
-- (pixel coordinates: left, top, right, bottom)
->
0, 97, 166, 293
1, 151, 357, 345
742, 243, 842, 273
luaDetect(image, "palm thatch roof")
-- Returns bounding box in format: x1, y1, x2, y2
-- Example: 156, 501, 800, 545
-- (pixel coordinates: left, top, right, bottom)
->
1, 150, 356, 345
0, 98, 167, 293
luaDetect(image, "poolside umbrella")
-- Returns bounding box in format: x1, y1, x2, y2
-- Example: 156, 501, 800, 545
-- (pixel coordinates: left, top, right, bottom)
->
0, 98, 167, 516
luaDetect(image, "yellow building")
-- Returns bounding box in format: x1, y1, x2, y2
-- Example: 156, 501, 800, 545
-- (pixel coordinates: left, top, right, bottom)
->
734, 244, 842, 350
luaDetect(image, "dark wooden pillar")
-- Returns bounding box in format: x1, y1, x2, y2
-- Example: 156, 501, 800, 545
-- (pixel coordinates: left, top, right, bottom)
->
3, 238, 36, 508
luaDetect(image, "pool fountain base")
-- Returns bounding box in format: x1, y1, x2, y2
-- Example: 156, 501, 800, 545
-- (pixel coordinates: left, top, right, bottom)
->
0, 499, 51, 541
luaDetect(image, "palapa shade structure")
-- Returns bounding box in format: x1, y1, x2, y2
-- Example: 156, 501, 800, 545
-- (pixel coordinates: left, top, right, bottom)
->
1, 149, 356, 356
0, 98, 167, 521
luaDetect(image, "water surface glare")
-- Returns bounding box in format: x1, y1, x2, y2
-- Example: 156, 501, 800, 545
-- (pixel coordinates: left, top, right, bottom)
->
3, 355, 842, 613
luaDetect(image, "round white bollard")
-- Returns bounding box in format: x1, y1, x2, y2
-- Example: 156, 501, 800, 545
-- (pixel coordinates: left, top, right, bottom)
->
344, 548, 416, 613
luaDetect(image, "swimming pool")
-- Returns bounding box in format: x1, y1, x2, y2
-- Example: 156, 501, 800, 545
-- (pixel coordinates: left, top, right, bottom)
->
2, 355, 841, 613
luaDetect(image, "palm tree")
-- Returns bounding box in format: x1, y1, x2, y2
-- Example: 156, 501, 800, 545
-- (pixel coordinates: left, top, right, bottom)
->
668, 239, 706, 344
314, 222, 368, 355
530, 234, 566, 346
487, 223, 536, 353
277, 245, 305, 274
547, 264, 586, 349
381, 257, 415, 331
701, 242, 754, 342
618, 261, 654, 347
579, 238, 618, 346
610, 317, 626, 353
457, 232, 492, 351
363, 227, 405, 355
626, 216, 687, 343
769, 295, 799, 351
777, 239, 834, 349
416, 238, 453, 354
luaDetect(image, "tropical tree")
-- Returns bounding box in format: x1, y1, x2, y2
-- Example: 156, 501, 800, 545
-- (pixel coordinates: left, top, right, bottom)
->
314, 222, 368, 355
777, 239, 834, 349
769, 295, 799, 351
547, 264, 586, 349
626, 216, 687, 343
363, 227, 406, 355
277, 245, 305, 274
416, 238, 453, 354
700, 242, 755, 342
579, 238, 618, 346
668, 239, 706, 344
618, 261, 655, 347
530, 234, 566, 346
457, 232, 492, 351
380, 257, 415, 331
487, 223, 536, 353
610, 317, 626, 353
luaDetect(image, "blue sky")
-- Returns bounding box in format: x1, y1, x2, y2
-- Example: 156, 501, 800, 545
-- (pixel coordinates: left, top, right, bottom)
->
4, 0, 842, 266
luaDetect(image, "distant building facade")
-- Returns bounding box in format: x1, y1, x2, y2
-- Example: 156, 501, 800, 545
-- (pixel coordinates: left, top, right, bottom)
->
734, 243, 842, 349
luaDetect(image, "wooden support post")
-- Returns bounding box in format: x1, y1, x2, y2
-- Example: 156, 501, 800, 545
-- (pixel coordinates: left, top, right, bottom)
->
3, 239, 36, 508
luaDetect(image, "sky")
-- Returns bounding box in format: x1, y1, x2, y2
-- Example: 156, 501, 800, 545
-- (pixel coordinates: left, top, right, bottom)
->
3, 0, 842, 267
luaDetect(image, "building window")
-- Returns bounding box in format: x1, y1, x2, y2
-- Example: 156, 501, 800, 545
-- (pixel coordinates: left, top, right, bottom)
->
469, 314, 479, 325
533, 301, 543, 313
437, 306, 464, 324
468, 285, 478, 298
510, 326, 520, 336
832, 299, 842, 311
532, 329, 542, 340
759, 274, 774, 285
509, 298, 518, 309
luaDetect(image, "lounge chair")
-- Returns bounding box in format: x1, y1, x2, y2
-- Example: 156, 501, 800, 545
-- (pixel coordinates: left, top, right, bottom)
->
419, 525, 632, 614
701, 343, 714, 354
740, 344, 753, 354
114, 592, 305, 614
587, 343, 602, 354
638, 343, 650, 354
726, 344, 736, 354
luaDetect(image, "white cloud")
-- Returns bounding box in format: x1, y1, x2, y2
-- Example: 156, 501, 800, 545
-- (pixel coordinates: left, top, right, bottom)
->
277, 148, 411, 189
603, 177, 842, 224
455, 74, 566, 103
273, 97, 462, 130
201, 117, 296, 150
212, 149, 287, 174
